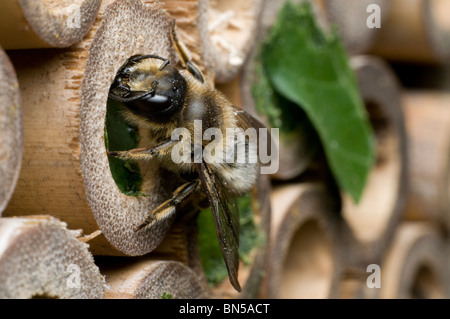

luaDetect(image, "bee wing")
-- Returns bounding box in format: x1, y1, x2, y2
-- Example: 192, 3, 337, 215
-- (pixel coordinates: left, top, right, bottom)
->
232, 106, 267, 131
232, 106, 274, 166
194, 161, 241, 292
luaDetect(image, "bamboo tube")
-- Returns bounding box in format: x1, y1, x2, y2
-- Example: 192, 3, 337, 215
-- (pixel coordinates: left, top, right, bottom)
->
402, 91, 450, 226
0, 216, 105, 299
368, 0, 450, 64
98, 256, 208, 299
0, 47, 22, 215
341, 56, 407, 267
265, 183, 342, 299
0, 0, 101, 49
380, 222, 449, 299
3, 0, 209, 257
207, 0, 266, 83
318, 0, 390, 54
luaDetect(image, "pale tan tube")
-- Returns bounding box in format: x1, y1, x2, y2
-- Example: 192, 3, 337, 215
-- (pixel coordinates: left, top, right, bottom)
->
321, 0, 390, 54
0, 0, 101, 49
342, 56, 407, 267
402, 91, 450, 228
0, 216, 105, 299
381, 222, 449, 299
265, 183, 343, 299
0, 46, 22, 215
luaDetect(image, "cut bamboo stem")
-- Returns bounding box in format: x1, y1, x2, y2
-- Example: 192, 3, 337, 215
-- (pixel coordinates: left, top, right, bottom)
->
0, 46, 22, 215
402, 91, 450, 227
0, 0, 101, 49
3, 0, 208, 258
341, 56, 407, 267
0, 216, 105, 299
380, 222, 449, 299
368, 0, 450, 64
265, 183, 342, 299
319, 0, 390, 54
99, 256, 208, 299
207, 0, 266, 83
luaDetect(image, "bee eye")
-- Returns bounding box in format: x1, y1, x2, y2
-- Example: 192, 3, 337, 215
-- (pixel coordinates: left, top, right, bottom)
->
125, 94, 172, 114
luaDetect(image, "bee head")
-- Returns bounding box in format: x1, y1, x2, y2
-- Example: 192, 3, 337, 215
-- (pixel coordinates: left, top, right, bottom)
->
109, 55, 187, 123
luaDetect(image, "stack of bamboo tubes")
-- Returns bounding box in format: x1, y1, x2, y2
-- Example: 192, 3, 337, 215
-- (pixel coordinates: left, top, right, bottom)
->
250, 0, 449, 299
1, 0, 449, 299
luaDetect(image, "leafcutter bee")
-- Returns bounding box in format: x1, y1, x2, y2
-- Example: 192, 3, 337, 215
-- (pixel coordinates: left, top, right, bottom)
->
107, 20, 270, 292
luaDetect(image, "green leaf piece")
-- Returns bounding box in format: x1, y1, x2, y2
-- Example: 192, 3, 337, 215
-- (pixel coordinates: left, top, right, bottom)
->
105, 99, 144, 196
262, 1, 375, 202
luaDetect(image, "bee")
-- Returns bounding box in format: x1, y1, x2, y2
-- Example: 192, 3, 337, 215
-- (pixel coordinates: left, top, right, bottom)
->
107, 20, 268, 292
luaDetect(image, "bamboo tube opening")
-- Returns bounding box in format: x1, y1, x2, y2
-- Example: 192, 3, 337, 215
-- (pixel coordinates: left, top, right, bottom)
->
266, 183, 342, 299
208, 0, 265, 83
80, 0, 191, 256
280, 219, 334, 299
381, 223, 448, 299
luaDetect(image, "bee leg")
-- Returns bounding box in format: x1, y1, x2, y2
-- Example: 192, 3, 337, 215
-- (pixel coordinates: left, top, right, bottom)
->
107, 138, 176, 161
135, 179, 201, 231
170, 19, 205, 83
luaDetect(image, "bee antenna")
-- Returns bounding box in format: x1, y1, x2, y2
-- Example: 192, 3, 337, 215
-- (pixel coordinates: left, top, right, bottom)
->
170, 19, 205, 83
159, 59, 170, 71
